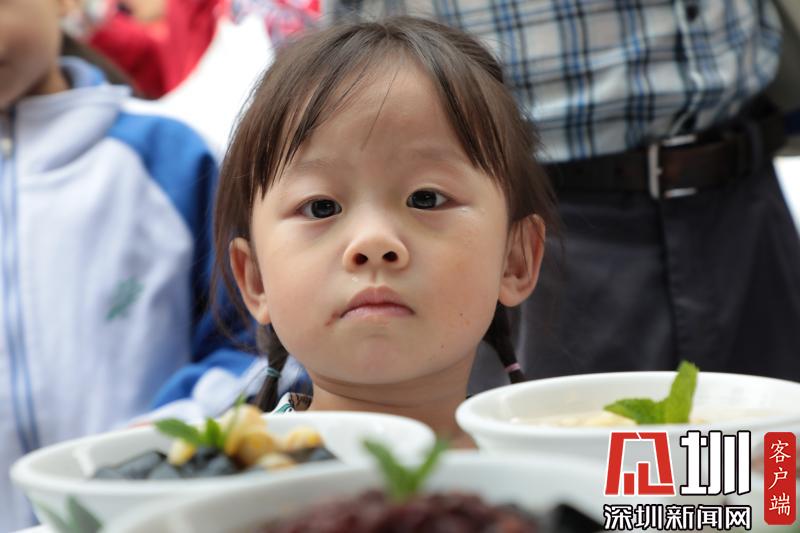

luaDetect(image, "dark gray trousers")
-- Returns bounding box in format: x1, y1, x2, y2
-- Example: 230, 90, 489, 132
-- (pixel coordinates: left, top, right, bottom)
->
469, 162, 800, 394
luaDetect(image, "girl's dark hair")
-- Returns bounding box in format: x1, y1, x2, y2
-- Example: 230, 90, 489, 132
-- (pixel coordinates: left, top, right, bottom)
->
254, 325, 288, 410
213, 16, 559, 410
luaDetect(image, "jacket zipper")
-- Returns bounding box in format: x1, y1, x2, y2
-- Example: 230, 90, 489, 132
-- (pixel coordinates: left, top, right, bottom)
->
0, 114, 11, 158
1, 111, 39, 453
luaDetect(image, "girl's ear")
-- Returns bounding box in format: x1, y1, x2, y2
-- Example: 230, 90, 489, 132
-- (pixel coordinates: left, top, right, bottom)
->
498, 214, 546, 307
230, 237, 271, 325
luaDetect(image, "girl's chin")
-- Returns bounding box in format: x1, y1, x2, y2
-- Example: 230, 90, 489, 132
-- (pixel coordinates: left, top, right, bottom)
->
313, 368, 435, 388
308, 349, 471, 386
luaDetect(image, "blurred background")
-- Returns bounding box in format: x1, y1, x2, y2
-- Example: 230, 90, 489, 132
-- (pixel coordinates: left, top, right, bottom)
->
63, 0, 800, 232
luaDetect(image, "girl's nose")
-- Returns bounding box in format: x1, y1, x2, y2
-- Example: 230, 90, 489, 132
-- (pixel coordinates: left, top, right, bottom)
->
343, 224, 409, 272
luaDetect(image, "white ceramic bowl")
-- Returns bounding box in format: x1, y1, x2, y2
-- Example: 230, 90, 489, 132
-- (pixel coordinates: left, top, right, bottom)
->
456, 371, 800, 487
107, 451, 633, 533
10, 411, 434, 532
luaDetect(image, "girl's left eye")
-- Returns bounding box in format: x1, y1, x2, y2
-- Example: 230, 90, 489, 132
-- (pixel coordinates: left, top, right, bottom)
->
406, 190, 448, 209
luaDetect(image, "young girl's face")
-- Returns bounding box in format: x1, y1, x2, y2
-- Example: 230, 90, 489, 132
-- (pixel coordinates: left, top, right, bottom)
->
233, 62, 541, 390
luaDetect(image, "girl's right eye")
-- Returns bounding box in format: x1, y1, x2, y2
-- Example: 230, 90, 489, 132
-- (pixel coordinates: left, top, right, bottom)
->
299, 198, 342, 219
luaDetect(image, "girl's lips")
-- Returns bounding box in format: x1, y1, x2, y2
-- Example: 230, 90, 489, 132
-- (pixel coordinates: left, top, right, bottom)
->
340, 286, 412, 319
341, 303, 413, 319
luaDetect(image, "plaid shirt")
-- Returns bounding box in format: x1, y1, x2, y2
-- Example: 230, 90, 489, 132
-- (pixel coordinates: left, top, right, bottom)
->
328, 0, 781, 162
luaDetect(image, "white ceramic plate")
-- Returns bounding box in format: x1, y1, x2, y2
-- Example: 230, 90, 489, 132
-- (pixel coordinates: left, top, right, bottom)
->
106, 451, 635, 533
10, 411, 434, 531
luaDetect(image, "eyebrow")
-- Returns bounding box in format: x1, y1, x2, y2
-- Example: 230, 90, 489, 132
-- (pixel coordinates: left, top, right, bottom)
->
287, 146, 469, 169
279, 156, 345, 185
403, 145, 470, 166
285, 157, 337, 176
283, 144, 470, 180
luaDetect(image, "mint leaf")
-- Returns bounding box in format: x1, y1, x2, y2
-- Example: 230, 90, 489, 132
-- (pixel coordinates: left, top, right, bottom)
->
363, 440, 415, 501
204, 417, 224, 449
603, 361, 699, 425
604, 398, 663, 424
407, 439, 448, 495
662, 361, 698, 423
154, 419, 206, 447
233, 393, 247, 408
364, 439, 448, 502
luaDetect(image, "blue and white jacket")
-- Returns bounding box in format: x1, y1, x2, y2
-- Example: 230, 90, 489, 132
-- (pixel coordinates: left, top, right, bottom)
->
0, 57, 260, 531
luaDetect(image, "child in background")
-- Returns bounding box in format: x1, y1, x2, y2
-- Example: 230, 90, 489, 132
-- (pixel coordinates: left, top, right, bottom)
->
87, 0, 220, 98
215, 16, 558, 444
0, 0, 254, 529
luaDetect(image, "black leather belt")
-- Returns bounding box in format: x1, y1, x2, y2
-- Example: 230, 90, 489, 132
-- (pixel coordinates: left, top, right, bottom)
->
544, 109, 786, 199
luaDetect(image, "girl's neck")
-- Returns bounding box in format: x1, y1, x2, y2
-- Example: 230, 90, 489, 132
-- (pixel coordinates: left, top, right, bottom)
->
29, 64, 70, 98
307, 360, 477, 449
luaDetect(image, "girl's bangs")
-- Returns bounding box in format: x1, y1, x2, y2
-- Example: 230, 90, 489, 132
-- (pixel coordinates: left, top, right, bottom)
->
260, 33, 516, 197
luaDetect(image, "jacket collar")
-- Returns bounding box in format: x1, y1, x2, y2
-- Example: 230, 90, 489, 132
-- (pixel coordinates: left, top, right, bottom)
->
12, 57, 132, 177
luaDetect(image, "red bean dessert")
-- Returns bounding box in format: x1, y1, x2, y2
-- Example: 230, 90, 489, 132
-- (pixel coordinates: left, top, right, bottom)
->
257, 489, 538, 533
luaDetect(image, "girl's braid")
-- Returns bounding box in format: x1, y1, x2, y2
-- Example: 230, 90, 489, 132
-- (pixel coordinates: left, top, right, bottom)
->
253, 325, 289, 411
483, 303, 526, 383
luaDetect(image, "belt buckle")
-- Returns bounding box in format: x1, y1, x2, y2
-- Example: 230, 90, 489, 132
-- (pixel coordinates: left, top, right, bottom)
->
646, 133, 698, 200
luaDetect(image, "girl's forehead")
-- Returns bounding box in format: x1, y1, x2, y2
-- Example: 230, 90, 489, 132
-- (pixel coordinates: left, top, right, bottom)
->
273, 67, 474, 190
301, 62, 457, 150
263, 51, 494, 194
